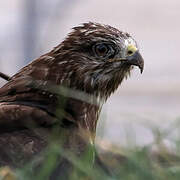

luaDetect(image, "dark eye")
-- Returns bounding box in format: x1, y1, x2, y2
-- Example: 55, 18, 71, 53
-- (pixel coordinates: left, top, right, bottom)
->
94, 44, 109, 57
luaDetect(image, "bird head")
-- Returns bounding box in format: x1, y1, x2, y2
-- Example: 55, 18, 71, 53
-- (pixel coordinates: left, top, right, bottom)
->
48, 22, 144, 99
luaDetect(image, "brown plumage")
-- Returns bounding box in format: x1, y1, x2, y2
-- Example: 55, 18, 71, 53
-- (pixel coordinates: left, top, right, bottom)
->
0, 22, 144, 178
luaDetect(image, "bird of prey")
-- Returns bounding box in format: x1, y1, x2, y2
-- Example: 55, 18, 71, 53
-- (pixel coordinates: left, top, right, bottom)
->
0, 22, 144, 179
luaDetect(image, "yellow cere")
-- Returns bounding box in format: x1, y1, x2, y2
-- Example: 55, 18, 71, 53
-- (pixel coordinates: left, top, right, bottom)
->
127, 44, 137, 55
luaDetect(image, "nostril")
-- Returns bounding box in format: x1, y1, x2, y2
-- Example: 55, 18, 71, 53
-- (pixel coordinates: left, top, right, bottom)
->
127, 50, 134, 56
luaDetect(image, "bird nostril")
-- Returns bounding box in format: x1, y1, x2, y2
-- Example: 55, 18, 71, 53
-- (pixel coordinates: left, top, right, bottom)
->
127, 50, 134, 56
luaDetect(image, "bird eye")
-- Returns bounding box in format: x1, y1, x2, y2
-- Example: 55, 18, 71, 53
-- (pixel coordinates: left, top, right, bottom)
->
94, 44, 109, 58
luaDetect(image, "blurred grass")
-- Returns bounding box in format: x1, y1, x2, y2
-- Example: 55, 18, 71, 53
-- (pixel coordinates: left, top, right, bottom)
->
1, 119, 180, 180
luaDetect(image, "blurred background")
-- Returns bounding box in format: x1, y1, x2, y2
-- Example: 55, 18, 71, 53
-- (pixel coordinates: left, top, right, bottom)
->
0, 0, 179, 146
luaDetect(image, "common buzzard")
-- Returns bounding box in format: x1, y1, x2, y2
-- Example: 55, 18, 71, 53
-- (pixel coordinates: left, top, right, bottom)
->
0, 22, 144, 179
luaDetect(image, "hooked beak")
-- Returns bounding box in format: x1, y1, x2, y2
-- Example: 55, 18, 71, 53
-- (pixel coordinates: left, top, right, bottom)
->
126, 50, 144, 73
108, 44, 144, 73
